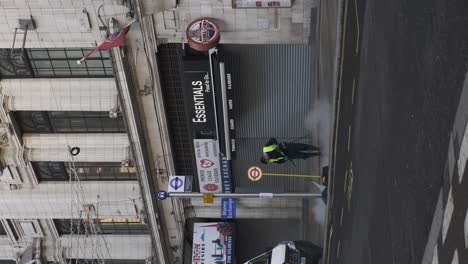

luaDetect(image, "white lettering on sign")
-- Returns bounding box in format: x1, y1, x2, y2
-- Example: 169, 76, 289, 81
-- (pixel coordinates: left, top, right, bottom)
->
227, 73, 232, 90
192, 80, 206, 123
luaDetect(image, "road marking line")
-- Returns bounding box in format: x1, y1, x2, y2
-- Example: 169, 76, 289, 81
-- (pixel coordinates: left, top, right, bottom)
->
354, 0, 360, 54
451, 249, 459, 264
448, 134, 456, 183
340, 207, 344, 227
346, 163, 354, 211
347, 125, 352, 152
457, 121, 468, 183
431, 245, 438, 264
464, 210, 468, 248
421, 190, 443, 264
442, 187, 454, 244
352, 78, 356, 105
344, 169, 349, 193
326, 225, 334, 264
336, 240, 341, 259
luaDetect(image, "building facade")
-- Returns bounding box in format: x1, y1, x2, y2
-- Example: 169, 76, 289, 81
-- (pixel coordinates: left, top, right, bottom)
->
0, 0, 323, 263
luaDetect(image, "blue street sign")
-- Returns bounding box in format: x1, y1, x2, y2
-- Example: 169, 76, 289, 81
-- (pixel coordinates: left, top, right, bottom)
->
221, 198, 236, 219
156, 191, 169, 200
170, 177, 184, 191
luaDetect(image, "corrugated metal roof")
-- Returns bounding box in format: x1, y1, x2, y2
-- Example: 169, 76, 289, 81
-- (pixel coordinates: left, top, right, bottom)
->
224, 44, 319, 193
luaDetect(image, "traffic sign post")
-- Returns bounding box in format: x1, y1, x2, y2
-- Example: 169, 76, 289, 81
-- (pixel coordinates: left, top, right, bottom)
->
248, 166, 263, 181
247, 166, 322, 182
156, 191, 322, 201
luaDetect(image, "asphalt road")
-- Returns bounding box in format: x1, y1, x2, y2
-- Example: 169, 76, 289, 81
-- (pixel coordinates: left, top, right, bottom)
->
326, 0, 468, 263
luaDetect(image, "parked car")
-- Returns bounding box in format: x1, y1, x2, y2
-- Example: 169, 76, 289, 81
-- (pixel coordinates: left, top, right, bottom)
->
243, 240, 322, 264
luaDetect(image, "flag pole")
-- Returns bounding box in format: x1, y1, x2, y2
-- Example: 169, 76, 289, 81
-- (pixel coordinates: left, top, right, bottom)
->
77, 18, 138, 65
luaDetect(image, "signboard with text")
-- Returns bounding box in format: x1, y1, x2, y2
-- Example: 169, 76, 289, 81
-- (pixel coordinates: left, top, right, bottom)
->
194, 139, 232, 193
192, 222, 235, 264
183, 50, 233, 194
167, 176, 193, 193
221, 198, 236, 219
184, 70, 217, 139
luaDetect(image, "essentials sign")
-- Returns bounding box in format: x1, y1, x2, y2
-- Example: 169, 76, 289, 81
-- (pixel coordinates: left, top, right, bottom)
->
192, 79, 207, 123
185, 71, 216, 138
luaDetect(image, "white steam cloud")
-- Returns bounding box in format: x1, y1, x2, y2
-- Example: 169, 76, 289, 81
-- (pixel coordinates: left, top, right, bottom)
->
305, 100, 332, 167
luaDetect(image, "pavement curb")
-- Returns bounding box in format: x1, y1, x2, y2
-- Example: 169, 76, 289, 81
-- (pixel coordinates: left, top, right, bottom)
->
319, 0, 346, 262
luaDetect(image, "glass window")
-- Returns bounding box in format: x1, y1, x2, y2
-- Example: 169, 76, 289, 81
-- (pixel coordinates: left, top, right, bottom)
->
28, 50, 49, 59
32, 162, 137, 181
66, 49, 85, 58
0, 222, 6, 235
14, 111, 126, 133
2, 47, 115, 78
33, 60, 52, 68
54, 219, 149, 236
48, 50, 66, 58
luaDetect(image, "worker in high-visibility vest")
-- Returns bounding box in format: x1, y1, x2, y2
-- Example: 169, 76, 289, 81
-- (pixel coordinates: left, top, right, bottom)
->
260, 138, 320, 164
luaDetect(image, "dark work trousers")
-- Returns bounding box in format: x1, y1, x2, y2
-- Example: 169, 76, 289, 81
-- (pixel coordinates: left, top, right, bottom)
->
284, 142, 320, 159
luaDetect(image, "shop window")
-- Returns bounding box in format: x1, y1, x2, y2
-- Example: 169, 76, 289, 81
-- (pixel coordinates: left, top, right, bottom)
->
32, 162, 137, 181
14, 111, 126, 133
0, 48, 113, 78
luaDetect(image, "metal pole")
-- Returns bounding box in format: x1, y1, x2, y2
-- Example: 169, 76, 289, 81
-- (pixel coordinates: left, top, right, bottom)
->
263, 173, 322, 178
168, 192, 322, 198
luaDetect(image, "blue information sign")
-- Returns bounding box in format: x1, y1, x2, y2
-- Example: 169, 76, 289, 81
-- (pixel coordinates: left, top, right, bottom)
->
156, 191, 169, 200
221, 198, 236, 219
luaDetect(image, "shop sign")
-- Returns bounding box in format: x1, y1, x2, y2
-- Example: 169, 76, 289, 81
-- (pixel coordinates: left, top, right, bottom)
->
194, 139, 232, 193
186, 18, 221, 51
184, 71, 217, 139
192, 222, 235, 264
232, 0, 292, 8
221, 198, 236, 219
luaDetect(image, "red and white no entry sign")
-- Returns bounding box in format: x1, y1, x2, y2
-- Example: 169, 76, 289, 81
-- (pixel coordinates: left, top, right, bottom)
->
247, 166, 263, 181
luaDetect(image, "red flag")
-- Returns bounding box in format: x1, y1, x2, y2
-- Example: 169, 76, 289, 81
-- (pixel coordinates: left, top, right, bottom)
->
77, 19, 136, 64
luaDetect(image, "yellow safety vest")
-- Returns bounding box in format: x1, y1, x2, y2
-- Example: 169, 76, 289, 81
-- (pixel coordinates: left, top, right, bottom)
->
263, 144, 285, 163
263, 145, 277, 153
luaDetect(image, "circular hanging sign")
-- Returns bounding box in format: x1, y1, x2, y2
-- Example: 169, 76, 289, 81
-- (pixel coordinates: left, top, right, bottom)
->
186, 18, 221, 51
248, 166, 263, 182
